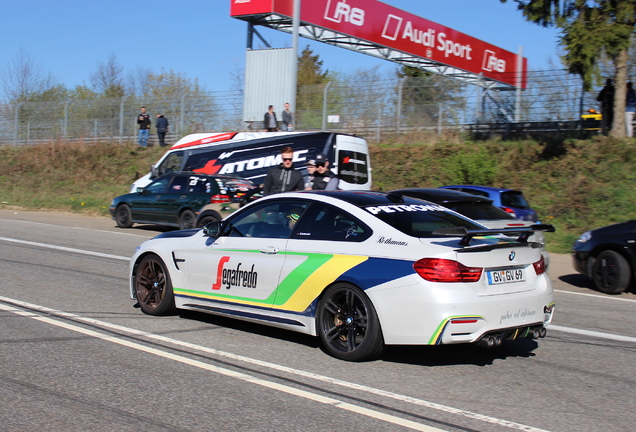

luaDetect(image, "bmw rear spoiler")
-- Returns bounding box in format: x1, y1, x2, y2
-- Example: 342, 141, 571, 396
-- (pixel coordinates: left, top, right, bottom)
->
433, 224, 555, 247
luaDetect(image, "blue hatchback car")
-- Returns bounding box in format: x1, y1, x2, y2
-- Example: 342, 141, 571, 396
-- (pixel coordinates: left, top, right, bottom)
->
439, 185, 538, 222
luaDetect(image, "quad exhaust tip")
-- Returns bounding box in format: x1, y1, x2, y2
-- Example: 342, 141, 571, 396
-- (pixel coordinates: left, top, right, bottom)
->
478, 326, 546, 348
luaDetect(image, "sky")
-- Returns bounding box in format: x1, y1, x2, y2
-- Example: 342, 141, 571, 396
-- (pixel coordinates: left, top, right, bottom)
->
0, 0, 563, 97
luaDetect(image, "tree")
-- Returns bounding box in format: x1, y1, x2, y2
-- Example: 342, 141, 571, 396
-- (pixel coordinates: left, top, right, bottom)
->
503, 0, 636, 137
297, 45, 329, 86
296, 46, 330, 128
0, 49, 57, 103
90, 54, 125, 98
395, 65, 466, 127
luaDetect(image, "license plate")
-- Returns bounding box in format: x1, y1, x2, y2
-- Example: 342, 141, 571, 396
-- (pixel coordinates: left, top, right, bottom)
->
487, 268, 525, 285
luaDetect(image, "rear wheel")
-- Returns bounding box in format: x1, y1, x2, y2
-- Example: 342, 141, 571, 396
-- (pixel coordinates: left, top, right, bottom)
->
593, 250, 631, 294
179, 210, 196, 230
316, 283, 384, 361
133, 254, 175, 315
197, 213, 220, 228
116, 204, 133, 228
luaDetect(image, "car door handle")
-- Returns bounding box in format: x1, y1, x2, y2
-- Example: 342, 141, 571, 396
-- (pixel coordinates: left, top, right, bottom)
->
260, 246, 280, 254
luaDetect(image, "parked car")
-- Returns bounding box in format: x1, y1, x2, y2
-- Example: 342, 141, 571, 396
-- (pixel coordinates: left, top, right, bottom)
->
573, 220, 636, 293
439, 185, 538, 222
389, 188, 550, 267
129, 190, 555, 361
110, 172, 258, 230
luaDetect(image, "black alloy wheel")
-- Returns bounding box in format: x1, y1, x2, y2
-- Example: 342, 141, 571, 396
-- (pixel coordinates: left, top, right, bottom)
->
316, 283, 384, 361
133, 254, 175, 315
593, 250, 631, 294
116, 204, 133, 228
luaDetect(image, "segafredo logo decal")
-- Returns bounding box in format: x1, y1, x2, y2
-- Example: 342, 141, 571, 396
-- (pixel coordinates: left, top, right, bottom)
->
212, 256, 258, 290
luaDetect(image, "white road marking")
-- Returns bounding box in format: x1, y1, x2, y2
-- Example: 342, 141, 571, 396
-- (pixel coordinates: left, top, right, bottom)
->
554, 289, 636, 303
0, 296, 551, 432
548, 325, 636, 343
0, 300, 447, 432
0, 236, 130, 261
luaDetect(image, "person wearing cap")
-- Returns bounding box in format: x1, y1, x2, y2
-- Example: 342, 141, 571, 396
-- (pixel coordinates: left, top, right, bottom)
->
304, 159, 316, 190
263, 146, 305, 195
311, 154, 339, 191
286, 207, 303, 230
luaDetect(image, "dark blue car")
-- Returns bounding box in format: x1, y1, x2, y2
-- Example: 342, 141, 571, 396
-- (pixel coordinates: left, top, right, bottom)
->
439, 185, 538, 222
573, 220, 636, 294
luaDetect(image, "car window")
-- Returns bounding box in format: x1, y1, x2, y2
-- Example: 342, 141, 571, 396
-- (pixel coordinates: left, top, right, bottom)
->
364, 202, 484, 238
501, 191, 530, 209
460, 188, 490, 198
223, 199, 309, 239
167, 175, 220, 194
156, 151, 184, 177
145, 177, 172, 194
444, 202, 516, 220
291, 202, 372, 242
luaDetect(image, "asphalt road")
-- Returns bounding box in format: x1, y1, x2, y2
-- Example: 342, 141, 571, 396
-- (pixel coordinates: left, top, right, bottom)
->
1, 209, 635, 432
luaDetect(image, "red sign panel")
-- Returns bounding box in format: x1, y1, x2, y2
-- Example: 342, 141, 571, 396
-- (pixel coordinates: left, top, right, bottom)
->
231, 0, 527, 88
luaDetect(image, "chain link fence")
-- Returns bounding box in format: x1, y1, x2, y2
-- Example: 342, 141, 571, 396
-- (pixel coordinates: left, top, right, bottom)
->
0, 69, 604, 146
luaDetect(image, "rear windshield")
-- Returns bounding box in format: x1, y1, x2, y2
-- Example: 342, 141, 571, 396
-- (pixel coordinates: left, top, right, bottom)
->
443, 202, 516, 221
501, 191, 530, 209
364, 203, 484, 238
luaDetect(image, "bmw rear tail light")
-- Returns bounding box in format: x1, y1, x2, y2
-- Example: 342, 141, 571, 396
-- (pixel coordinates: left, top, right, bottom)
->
500, 206, 516, 214
413, 258, 483, 282
210, 194, 231, 203
533, 255, 546, 275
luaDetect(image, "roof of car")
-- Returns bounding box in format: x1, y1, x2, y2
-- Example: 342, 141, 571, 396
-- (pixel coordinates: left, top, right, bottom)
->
389, 188, 494, 204
158, 171, 255, 181
441, 185, 522, 193
293, 190, 430, 207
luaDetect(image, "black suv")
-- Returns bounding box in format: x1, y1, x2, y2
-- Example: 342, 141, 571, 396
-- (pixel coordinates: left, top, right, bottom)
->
109, 172, 258, 229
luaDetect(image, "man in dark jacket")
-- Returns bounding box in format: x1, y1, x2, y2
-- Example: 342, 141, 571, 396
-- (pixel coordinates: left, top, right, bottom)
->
156, 114, 169, 147
311, 153, 339, 190
263, 146, 304, 195
137, 106, 151, 147
264, 105, 278, 132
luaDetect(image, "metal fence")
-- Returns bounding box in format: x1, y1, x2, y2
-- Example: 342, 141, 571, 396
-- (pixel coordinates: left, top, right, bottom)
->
0, 69, 605, 146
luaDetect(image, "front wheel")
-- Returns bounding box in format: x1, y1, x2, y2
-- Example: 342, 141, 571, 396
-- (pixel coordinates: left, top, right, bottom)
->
593, 250, 631, 294
133, 254, 175, 315
316, 283, 384, 361
179, 209, 196, 230
116, 204, 133, 228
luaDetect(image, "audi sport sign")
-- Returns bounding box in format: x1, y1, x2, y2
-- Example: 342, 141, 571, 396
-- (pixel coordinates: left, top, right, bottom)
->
231, 0, 527, 88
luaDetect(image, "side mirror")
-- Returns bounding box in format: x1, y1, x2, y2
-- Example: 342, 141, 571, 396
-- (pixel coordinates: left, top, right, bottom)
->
203, 220, 222, 237
136, 187, 144, 194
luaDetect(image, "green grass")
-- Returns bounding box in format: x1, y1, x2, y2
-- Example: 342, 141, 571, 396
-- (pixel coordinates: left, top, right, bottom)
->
1, 133, 634, 254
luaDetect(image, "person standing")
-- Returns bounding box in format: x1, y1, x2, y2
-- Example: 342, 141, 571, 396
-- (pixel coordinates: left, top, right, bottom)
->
264, 105, 278, 132
156, 114, 169, 147
263, 146, 304, 195
311, 154, 339, 191
597, 79, 615, 135
282, 102, 294, 131
137, 106, 151, 147
626, 82, 636, 137
304, 159, 316, 190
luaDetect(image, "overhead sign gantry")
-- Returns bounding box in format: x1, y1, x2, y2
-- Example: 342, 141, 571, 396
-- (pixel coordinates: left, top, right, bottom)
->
231, 0, 527, 90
